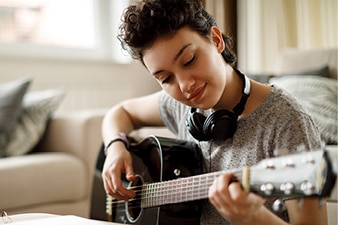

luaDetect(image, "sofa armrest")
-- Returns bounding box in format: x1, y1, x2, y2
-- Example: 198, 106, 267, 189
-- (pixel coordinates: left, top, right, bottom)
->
35, 109, 106, 174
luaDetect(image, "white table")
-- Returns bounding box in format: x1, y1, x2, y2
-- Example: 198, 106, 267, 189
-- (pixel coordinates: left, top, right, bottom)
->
0, 213, 127, 225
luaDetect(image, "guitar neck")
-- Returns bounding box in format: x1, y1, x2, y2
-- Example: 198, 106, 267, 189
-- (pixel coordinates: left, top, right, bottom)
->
121, 136, 336, 211
140, 168, 245, 208
137, 150, 336, 209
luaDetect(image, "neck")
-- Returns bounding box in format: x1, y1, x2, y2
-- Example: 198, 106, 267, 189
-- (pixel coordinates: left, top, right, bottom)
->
213, 66, 245, 112
239, 80, 272, 119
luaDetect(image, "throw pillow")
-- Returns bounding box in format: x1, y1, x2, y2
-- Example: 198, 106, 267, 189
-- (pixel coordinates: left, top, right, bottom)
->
270, 75, 337, 144
4, 89, 65, 157
279, 65, 330, 77
0, 78, 31, 157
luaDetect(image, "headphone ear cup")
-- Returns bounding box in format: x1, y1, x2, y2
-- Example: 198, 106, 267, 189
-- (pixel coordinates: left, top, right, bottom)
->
187, 112, 210, 141
203, 110, 238, 142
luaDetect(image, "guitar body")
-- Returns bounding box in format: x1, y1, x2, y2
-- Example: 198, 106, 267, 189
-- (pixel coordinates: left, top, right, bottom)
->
112, 135, 205, 225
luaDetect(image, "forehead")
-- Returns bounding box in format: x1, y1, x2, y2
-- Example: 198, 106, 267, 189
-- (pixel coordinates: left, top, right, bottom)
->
143, 27, 206, 70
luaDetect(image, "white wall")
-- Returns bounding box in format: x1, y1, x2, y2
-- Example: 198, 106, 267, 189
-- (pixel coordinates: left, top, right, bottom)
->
0, 57, 161, 112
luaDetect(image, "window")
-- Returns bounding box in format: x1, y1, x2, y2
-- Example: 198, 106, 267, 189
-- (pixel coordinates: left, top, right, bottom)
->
0, 0, 131, 63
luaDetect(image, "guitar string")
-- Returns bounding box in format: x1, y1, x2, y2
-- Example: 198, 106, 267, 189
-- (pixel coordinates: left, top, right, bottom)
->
108, 169, 260, 208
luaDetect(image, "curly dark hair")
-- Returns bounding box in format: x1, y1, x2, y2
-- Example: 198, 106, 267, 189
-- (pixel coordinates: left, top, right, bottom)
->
118, 0, 236, 66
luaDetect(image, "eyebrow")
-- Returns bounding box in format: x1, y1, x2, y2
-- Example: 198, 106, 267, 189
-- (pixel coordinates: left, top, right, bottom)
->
174, 43, 192, 62
152, 43, 192, 76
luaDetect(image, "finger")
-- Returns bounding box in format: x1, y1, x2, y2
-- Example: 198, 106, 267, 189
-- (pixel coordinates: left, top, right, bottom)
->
102, 168, 130, 200
209, 173, 233, 205
110, 172, 135, 200
228, 182, 247, 202
208, 174, 234, 218
102, 171, 121, 198
124, 160, 135, 182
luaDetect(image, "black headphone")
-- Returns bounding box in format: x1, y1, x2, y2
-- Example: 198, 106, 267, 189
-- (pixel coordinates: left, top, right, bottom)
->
186, 68, 251, 142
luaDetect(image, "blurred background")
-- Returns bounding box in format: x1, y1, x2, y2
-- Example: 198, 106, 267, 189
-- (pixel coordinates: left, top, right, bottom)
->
0, 0, 336, 112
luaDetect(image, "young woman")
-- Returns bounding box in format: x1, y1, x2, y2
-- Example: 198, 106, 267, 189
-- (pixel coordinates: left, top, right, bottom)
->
101, 0, 327, 224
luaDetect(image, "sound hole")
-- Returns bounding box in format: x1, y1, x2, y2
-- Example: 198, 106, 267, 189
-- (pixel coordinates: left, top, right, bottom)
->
125, 174, 144, 223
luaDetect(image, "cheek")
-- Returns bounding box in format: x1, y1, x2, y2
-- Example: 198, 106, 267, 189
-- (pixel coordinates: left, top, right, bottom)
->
162, 85, 180, 99
162, 85, 191, 104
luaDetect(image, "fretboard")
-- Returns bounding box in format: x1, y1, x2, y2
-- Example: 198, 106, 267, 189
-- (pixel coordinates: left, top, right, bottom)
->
140, 169, 242, 208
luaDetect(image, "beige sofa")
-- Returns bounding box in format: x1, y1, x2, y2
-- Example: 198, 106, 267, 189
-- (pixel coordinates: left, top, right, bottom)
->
0, 110, 104, 218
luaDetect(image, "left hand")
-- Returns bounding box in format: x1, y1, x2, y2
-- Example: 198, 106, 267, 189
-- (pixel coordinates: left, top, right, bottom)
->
208, 173, 266, 225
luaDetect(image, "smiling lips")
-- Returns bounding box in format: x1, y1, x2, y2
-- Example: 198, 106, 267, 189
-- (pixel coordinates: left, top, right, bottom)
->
187, 84, 206, 102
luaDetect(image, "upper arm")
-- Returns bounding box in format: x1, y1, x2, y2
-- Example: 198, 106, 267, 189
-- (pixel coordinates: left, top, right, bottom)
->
122, 91, 165, 129
286, 198, 328, 225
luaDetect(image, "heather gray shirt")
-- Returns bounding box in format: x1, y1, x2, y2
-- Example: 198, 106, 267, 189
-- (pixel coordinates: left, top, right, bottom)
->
158, 85, 321, 225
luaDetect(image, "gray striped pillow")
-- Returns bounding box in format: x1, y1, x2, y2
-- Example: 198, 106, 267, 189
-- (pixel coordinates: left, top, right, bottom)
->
5, 89, 64, 157
270, 75, 337, 144
0, 79, 31, 157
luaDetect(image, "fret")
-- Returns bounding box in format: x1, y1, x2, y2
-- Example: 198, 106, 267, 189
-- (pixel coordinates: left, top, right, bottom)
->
192, 177, 200, 200
168, 180, 173, 204
153, 182, 158, 207
181, 178, 187, 202
158, 181, 163, 206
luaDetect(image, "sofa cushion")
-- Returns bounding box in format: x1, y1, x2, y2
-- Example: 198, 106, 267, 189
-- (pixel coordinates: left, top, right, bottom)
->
279, 65, 330, 77
0, 79, 31, 157
270, 75, 337, 144
0, 152, 88, 211
275, 48, 337, 79
4, 89, 64, 157
248, 65, 330, 84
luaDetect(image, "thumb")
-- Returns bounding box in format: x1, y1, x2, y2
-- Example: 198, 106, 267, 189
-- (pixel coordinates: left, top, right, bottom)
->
124, 161, 135, 181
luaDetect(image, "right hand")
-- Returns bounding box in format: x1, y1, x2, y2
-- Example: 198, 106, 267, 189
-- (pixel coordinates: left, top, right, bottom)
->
102, 141, 136, 200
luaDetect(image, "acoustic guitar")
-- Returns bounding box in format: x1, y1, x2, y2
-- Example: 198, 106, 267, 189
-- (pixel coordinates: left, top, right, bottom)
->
106, 135, 336, 225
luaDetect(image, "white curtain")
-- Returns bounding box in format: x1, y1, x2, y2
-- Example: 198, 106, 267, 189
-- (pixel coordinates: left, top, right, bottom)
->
204, 0, 226, 31
237, 0, 337, 74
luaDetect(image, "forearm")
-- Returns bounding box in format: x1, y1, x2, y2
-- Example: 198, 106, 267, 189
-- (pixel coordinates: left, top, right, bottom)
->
233, 198, 327, 225
236, 205, 288, 225
102, 103, 136, 145
102, 92, 164, 145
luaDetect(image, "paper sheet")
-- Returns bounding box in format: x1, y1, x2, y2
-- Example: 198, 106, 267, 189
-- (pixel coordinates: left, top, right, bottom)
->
10, 215, 123, 225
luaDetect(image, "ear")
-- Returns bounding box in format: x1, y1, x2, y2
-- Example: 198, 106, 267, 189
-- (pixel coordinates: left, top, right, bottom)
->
210, 26, 225, 53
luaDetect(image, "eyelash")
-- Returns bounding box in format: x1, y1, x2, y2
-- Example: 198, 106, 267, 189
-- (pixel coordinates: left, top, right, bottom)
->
184, 56, 195, 66
161, 75, 172, 84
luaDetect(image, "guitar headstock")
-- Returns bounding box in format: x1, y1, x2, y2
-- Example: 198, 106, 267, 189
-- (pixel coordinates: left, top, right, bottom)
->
249, 150, 337, 198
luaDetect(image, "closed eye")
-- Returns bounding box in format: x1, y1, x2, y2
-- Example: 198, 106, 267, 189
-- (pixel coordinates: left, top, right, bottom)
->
161, 74, 172, 84
183, 56, 195, 66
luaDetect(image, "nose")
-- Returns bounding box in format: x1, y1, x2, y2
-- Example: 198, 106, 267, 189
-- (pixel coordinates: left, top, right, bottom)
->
177, 73, 196, 94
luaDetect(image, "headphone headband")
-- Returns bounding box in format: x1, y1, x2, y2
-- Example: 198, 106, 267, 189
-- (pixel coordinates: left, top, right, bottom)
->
232, 68, 250, 116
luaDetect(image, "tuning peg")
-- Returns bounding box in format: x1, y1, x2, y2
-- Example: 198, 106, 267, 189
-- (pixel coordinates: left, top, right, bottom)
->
300, 181, 315, 195
272, 198, 286, 212
280, 182, 295, 195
